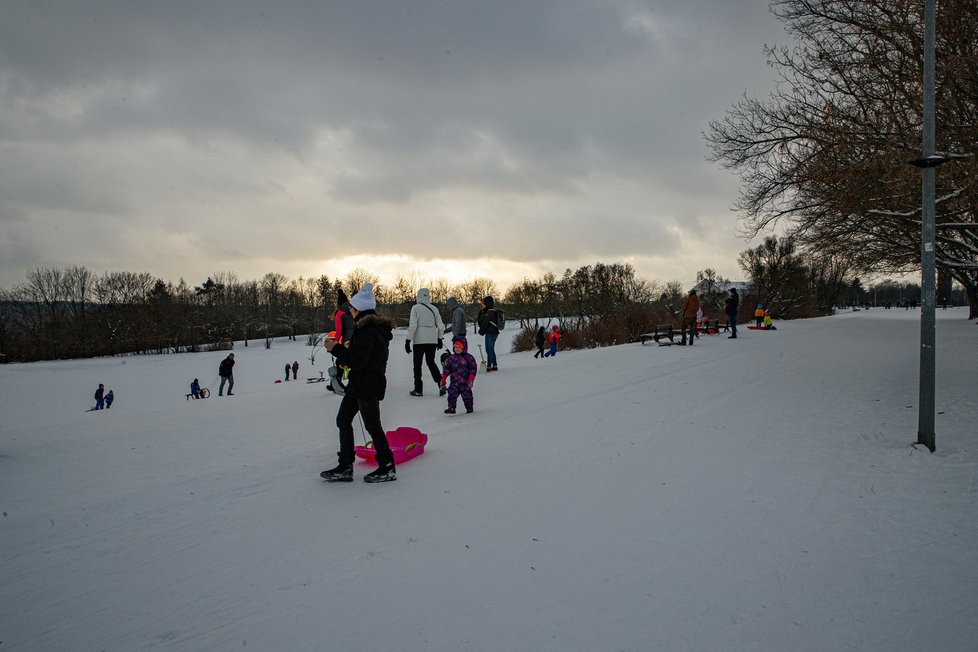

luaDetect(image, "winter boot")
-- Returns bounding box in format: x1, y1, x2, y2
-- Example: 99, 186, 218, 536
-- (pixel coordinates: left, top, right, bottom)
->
466, 407, 473, 414
363, 462, 396, 483
444, 407, 456, 414
320, 463, 353, 482
409, 390, 423, 397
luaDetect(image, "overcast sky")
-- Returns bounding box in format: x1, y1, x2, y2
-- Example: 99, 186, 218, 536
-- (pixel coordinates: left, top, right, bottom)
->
0, 0, 786, 292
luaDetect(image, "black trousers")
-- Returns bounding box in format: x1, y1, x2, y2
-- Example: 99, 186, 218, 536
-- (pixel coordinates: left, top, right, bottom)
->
335, 393, 392, 467
413, 343, 442, 392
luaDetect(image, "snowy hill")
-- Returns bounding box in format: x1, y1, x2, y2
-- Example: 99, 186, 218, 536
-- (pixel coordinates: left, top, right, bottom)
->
1, 309, 976, 651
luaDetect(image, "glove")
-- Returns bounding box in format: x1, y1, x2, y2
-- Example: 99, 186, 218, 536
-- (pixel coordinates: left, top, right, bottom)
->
405, 340, 412, 354
437, 339, 443, 350
467, 374, 475, 388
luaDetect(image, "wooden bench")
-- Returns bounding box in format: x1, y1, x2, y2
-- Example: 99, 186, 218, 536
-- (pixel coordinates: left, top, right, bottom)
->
639, 324, 676, 346
716, 320, 730, 333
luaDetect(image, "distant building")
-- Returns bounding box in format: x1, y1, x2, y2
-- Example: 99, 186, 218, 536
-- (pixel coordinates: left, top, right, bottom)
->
690, 279, 751, 295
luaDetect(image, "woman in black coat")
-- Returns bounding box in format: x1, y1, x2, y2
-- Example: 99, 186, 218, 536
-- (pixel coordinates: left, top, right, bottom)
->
725, 288, 740, 339
321, 283, 398, 483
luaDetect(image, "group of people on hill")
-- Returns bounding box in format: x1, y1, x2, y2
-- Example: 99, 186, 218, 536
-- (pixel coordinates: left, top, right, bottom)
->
92, 383, 114, 410
674, 286, 749, 345
283, 360, 299, 381
318, 285, 509, 484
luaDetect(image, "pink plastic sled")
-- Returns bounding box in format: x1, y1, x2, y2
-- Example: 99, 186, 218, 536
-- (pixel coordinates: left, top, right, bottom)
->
355, 426, 428, 464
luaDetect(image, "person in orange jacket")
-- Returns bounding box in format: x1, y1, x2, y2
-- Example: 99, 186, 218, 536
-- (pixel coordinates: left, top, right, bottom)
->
544, 325, 561, 357
754, 304, 765, 327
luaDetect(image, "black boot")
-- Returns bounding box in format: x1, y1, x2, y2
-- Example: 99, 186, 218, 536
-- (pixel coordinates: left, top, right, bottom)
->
320, 463, 353, 482
364, 462, 396, 483
444, 407, 456, 414
409, 389, 423, 397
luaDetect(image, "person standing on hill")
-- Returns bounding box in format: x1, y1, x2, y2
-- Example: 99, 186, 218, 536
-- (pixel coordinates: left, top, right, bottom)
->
680, 290, 700, 346
440, 336, 478, 414
544, 325, 561, 357
333, 289, 356, 346
94, 383, 105, 410
533, 326, 547, 359
725, 288, 740, 339
292, 360, 299, 380
321, 283, 398, 483
327, 288, 356, 393
477, 295, 502, 372
218, 353, 235, 396
405, 288, 445, 397
445, 297, 467, 340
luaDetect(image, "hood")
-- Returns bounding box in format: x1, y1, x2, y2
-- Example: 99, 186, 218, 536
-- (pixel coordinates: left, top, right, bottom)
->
447, 297, 459, 309
416, 288, 431, 304
452, 336, 469, 352
482, 295, 494, 309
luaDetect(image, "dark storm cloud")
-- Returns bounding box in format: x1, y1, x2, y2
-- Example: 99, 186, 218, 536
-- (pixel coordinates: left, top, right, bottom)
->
0, 0, 784, 286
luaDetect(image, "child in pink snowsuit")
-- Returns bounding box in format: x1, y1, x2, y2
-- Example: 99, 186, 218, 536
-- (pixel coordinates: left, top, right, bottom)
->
440, 336, 478, 414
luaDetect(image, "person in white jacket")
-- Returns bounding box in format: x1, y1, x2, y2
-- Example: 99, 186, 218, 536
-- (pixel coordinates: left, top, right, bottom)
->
405, 288, 445, 397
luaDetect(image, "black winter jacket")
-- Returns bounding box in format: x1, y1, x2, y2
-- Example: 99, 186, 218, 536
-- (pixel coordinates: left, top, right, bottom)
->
477, 296, 500, 336
725, 290, 740, 318
330, 311, 395, 401
218, 356, 235, 377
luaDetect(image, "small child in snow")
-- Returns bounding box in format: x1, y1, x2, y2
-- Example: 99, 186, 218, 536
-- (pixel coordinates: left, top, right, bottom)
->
544, 325, 561, 357
533, 326, 546, 359
190, 378, 201, 399
104, 390, 114, 409
440, 336, 478, 414
754, 304, 764, 327
763, 310, 776, 330
284, 363, 291, 381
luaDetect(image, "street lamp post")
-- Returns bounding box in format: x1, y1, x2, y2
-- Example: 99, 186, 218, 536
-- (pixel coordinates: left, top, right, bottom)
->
911, 0, 938, 452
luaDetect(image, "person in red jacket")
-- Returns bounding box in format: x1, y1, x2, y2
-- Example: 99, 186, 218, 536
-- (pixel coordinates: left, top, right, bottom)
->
544, 325, 561, 357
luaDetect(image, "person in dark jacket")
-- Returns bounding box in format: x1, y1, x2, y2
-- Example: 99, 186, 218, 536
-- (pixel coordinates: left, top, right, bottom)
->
94, 383, 105, 410
218, 353, 235, 396
476, 295, 502, 372
292, 360, 299, 380
444, 297, 467, 340
725, 288, 740, 339
321, 283, 398, 483
533, 326, 546, 359
104, 389, 114, 409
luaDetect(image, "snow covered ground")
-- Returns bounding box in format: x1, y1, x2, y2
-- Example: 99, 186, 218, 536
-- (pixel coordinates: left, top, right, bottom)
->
1, 308, 976, 651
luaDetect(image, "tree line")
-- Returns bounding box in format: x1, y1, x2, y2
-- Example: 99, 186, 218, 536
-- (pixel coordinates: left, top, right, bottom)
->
1, 246, 890, 361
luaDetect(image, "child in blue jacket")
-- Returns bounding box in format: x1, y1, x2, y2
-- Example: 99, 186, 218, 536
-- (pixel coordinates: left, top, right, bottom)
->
439, 336, 478, 414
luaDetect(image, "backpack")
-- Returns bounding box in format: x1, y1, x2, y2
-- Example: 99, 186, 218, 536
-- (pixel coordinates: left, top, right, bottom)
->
494, 308, 505, 331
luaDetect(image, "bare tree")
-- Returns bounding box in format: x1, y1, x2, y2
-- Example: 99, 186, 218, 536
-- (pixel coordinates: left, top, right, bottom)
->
706, 0, 978, 317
